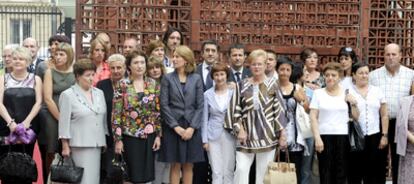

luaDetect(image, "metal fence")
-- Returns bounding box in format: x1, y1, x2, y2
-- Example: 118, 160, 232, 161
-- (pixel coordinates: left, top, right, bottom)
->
0, 2, 63, 65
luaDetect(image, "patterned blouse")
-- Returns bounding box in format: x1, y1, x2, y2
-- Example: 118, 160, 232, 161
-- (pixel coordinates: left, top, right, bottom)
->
225, 77, 286, 153
112, 77, 161, 141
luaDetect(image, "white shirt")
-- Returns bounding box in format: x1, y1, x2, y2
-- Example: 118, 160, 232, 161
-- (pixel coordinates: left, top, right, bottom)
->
310, 88, 349, 135
267, 70, 279, 80
349, 85, 386, 135
340, 76, 353, 90
202, 62, 211, 84
231, 67, 244, 82
370, 65, 414, 118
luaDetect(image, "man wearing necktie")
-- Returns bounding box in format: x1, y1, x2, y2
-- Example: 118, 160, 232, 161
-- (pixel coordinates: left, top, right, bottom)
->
196, 40, 219, 91
228, 43, 251, 83
23, 37, 44, 76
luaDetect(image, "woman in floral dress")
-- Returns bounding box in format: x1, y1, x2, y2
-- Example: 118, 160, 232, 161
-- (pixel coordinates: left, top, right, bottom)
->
112, 50, 161, 183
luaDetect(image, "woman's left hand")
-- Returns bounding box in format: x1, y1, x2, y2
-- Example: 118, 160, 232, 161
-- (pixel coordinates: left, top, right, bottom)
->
152, 136, 161, 151
182, 128, 194, 141
378, 136, 388, 149
22, 120, 30, 129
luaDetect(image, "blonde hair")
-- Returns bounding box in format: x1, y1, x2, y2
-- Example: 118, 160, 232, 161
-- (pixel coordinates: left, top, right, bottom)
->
89, 37, 108, 60
12, 46, 32, 64
247, 49, 267, 65
323, 62, 344, 78
174, 45, 196, 74
56, 42, 74, 70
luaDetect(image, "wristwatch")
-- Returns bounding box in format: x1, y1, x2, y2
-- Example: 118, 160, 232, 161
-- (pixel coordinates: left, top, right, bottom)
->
382, 133, 388, 138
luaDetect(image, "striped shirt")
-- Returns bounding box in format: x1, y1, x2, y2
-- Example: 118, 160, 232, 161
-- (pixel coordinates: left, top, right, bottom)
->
369, 65, 414, 118
225, 77, 286, 153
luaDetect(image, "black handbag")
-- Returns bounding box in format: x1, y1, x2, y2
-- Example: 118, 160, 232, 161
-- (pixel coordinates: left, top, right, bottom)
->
0, 148, 38, 183
50, 156, 84, 183
346, 89, 365, 152
107, 154, 128, 184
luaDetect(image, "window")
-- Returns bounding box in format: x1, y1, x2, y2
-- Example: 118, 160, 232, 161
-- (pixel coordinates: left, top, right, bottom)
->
10, 19, 32, 44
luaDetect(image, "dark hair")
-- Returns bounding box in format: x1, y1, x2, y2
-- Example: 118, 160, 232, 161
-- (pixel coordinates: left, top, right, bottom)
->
290, 62, 304, 84
228, 43, 245, 55
125, 50, 147, 72
162, 27, 184, 48
300, 48, 317, 62
337, 47, 358, 64
201, 39, 220, 52
276, 55, 294, 71
322, 62, 343, 78
73, 58, 97, 78
265, 49, 277, 58
48, 35, 70, 46
351, 61, 369, 74
210, 62, 230, 79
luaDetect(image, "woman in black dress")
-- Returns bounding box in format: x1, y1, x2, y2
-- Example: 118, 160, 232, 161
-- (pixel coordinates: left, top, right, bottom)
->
0, 46, 42, 184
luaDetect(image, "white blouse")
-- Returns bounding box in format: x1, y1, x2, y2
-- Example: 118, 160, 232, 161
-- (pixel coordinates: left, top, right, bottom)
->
349, 85, 386, 136
310, 88, 349, 135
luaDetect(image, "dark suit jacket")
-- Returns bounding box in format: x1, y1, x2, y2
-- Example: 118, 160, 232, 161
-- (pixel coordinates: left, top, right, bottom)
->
160, 71, 204, 129
228, 67, 252, 83
195, 63, 213, 92
96, 79, 114, 147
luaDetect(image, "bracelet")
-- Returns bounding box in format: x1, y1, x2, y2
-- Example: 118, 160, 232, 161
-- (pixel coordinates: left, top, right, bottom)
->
6, 119, 15, 127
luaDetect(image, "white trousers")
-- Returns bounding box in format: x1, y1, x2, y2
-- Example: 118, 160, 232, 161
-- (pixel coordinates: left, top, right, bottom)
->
233, 149, 275, 184
207, 131, 236, 184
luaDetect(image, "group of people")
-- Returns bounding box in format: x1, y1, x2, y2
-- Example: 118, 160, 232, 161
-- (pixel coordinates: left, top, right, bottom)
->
1, 26, 414, 184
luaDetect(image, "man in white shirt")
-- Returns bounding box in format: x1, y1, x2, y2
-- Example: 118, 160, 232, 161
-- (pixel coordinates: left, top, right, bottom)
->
265, 49, 278, 80
22, 37, 43, 74
369, 43, 414, 184
228, 43, 251, 83
123, 37, 139, 55
196, 40, 219, 91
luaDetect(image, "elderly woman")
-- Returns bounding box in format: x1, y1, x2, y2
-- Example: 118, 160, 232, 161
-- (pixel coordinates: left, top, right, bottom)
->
310, 62, 359, 184
0, 47, 42, 184
90, 37, 111, 86
347, 62, 389, 183
337, 47, 358, 90
40, 42, 76, 180
202, 62, 236, 184
59, 58, 108, 184
112, 51, 161, 183
96, 53, 127, 182
225, 49, 286, 184
1, 44, 18, 75
159, 45, 204, 184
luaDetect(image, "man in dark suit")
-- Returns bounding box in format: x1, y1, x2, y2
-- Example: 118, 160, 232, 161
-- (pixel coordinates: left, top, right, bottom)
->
196, 40, 220, 91
227, 43, 251, 83
23, 37, 45, 78
194, 39, 220, 184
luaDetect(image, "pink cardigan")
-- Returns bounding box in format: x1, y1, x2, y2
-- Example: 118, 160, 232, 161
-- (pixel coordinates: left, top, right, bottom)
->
396, 96, 413, 156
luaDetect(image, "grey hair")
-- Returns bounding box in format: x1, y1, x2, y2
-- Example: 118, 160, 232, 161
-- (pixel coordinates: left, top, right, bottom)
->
107, 54, 126, 65
12, 46, 32, 64
4, 44, 19, 51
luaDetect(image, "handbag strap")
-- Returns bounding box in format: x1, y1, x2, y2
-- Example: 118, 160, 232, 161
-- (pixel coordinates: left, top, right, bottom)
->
274, 148, 291, 164
59, 156, 78, 167
345, 89, 352, 120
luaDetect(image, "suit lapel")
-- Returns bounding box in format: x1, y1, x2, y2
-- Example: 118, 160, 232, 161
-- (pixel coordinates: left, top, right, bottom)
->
172, 72, 185, 100
184, 74, 193, 97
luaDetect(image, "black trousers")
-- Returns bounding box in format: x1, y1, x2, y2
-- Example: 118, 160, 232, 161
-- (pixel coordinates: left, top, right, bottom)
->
279, 150, 304, 183
348, 132, 388, 184
389, 118, 399, 184
193, 151, 211, 184
317, 135, 349, 184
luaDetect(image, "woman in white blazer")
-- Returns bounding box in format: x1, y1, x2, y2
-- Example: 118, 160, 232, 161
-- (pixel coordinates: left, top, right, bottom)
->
202, 63, 235, 184
59, 59, 108, 184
